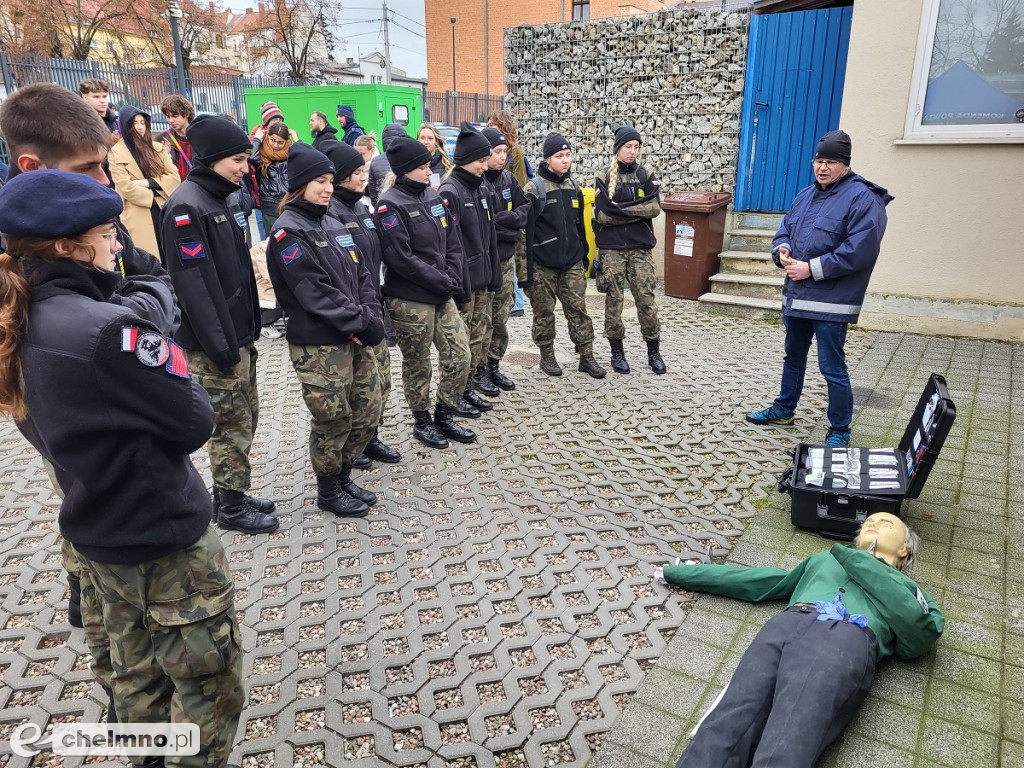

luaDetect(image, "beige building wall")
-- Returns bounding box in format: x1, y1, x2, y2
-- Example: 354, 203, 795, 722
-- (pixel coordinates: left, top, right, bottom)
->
840, 0, 1024, 341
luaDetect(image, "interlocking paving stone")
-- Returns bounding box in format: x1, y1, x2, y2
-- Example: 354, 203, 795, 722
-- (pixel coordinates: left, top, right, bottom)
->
12, 293, 1019, 768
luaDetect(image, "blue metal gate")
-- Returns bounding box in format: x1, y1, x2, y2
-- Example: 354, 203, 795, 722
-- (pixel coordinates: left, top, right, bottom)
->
735, 7, 853, 212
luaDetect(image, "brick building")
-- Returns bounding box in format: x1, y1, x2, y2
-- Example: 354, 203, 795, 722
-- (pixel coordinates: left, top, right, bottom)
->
424, 0, 671, 99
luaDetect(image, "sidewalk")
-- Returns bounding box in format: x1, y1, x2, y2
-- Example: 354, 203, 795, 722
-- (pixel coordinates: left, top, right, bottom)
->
0, 291, 1017, 767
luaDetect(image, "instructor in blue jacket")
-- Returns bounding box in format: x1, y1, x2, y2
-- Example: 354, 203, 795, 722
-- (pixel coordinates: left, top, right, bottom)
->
747, 130, 893, 447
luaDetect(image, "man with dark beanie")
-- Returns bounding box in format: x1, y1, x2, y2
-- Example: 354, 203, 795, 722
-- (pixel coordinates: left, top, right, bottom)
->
593, 124, 665, 375
267, 143, 385, 519
523, 132, 605, 378
481, 125, 531, 392
325, 141, 404, 466
747, 129, 893, 448
375, 135, 475, 448
161, 114, 279, 534
439, 122, 502, 412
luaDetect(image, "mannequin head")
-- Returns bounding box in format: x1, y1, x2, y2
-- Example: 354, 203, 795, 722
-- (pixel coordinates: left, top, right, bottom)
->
854, 513, 918, 572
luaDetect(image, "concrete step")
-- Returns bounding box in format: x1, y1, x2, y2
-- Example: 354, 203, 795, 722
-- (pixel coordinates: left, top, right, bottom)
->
719, 250, 778, 276
697, 291, 781, 320
732, 211, 785, 231
727, 228, 777, 251
710, 272, 785, 301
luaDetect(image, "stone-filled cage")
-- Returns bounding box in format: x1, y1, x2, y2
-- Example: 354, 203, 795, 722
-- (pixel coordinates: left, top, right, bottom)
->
504, 7, 751, 193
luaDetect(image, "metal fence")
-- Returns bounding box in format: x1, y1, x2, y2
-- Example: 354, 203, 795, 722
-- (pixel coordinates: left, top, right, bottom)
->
425, 91, 504, 126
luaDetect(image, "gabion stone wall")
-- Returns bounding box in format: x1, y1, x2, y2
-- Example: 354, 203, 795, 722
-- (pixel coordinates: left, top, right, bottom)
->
504, 8, 749, 193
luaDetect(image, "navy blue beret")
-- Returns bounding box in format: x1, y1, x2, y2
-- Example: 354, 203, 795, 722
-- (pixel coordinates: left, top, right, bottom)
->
0, 170, 123, 238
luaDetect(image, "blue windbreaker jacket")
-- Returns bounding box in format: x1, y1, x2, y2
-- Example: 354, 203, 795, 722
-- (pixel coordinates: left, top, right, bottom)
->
772, 170, 893, 323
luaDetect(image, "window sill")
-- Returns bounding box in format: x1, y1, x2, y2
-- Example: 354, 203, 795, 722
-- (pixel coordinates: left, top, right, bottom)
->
895, 135, 1024, 145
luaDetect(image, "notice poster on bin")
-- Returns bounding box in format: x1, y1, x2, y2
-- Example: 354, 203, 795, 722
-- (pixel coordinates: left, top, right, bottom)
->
674, 224, 695, 257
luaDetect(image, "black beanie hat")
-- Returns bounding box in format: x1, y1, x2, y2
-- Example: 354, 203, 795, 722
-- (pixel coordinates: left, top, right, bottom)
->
0, 170, 123, 237
453, 121, 492, 166
542, 132, 571, 159
325, 142, 365, 181
187, 114, 252, 165
814, 129, 852, 165
287, 143, 335, 191
613, 124, 642, 153
387, 136, 433, 177
481, 127, 509, 149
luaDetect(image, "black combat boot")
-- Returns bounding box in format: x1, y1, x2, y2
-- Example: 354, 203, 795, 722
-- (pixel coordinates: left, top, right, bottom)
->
454, 395, 482, 418
434, 401, 476, 443
67, 573, 83, 628
340, 464, 377, 506
352, 453, 373, 470
473, 365, 501, 397
364, 432, 402, 463
316, 475, 369, 517
647, 339, 667, 374
214, 487, 276, 516
217, 489, 279, 533
463, 383, 492, 412
487, 357, 516, 391
412, 410, 448, 449
609, 338, 630, 374
539, 348, 562, 376
578, 353, 607, 379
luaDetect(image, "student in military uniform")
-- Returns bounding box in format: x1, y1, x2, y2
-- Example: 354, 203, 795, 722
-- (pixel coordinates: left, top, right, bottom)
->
160, 115, 278, 535
593, 125, 666, 375
375, 136, 475, 448
0, 171, 243, 767
266, 144, 385, 518
523, 133, 606, 379
0, 83, 180, 654
325, 142, 403, 466
439, 122, 502, 412
481, 126, 531, 391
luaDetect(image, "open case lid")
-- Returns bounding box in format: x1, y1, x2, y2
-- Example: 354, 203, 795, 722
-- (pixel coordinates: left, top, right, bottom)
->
897, 373, 957, 499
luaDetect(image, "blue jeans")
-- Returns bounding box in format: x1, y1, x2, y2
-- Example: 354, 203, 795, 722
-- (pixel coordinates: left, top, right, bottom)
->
512, 271, 525, 312
255, 209, 266, 240
774, 315, 852, 430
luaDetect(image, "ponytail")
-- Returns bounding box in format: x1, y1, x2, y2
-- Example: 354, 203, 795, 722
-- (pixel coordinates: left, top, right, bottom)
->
0, 252, 32, 420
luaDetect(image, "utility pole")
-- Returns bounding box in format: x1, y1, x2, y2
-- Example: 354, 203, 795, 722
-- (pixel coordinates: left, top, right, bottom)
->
167, 0, 187, 96
381, 0, 392, 85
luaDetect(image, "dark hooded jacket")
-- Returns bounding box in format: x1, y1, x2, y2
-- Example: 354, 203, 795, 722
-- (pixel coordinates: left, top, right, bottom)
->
593, 160, 661, 251
312, 123, 340, 152
772, 170, 893, 324
17, 258, 212, 565
367, 123, 408, 205
439, 168, 501, 296
523, 162, 588, 284
338, 106, 366, 146
160, 164, 261, 369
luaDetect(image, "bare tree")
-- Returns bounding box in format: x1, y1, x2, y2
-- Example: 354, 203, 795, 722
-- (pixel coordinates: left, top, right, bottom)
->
124, 0, 224, 69
931, 0, 1023, 76
0, 0, 63, 56
45, 0, 136, 60
242, 0, 341, 79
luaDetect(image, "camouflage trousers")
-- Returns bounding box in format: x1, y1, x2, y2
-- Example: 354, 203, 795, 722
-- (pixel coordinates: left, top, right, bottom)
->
290, 342, 384, 476
527, 262, 595, 356
486, 257, 516, 361
387, 297, 471, 410
598, 248, 661, 341
371, 340, 392, 429
68, 529, 244, 768
514, 232, 528, 283
458, 288, 494, 372
186, 344, 258, 493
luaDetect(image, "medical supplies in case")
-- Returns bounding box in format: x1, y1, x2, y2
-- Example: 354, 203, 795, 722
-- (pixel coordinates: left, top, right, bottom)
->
778, 373, 956, 540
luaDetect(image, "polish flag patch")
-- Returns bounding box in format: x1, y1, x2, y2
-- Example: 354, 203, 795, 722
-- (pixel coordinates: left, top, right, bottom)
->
273, 229, 287, 242
165, 339, 190, 378
173, 214, 192, 227
179, 241, 205, 260
121, 327, 139, 351
377, 204, 388, 214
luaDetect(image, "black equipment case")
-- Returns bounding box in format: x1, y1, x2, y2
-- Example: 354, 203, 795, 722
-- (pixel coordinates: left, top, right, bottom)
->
778, 373, 956, 540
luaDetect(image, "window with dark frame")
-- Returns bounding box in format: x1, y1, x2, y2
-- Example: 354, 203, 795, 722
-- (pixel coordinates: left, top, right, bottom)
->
572, 0, 590, 21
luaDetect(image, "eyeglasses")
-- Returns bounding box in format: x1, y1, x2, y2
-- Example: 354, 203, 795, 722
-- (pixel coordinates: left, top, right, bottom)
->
812, 159, 842, 168
82, 231, 119, 243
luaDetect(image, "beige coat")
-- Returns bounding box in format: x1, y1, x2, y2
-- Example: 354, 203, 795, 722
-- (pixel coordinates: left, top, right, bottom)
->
108, 139, 180, 257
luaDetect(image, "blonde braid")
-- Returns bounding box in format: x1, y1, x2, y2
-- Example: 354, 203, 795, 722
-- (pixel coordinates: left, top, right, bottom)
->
606, 158, 620, 199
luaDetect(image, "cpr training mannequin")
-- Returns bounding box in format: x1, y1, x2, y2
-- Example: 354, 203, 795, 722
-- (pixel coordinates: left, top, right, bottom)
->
658, 513, 944, 768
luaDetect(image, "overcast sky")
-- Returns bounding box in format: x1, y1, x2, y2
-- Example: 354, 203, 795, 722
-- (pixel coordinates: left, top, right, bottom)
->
227, 0, 428, 79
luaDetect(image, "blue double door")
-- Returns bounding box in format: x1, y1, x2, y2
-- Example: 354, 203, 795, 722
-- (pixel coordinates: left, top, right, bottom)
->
735, 7, 854, 212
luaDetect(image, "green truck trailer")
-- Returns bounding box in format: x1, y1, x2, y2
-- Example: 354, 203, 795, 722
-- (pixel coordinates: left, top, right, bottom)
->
242, 84, 422, 142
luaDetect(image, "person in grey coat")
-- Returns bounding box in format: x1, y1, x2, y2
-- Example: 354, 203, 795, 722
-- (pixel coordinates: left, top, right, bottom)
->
367, 123, 409, 206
